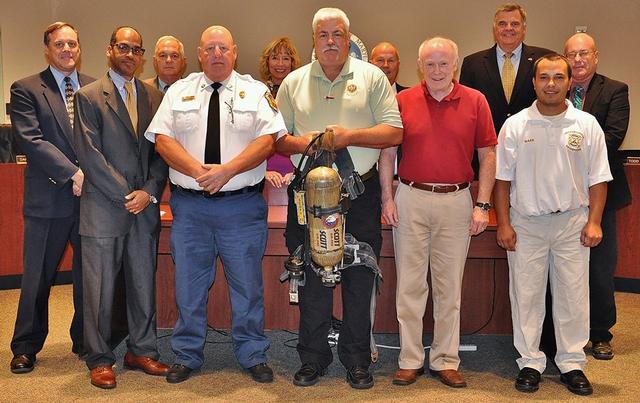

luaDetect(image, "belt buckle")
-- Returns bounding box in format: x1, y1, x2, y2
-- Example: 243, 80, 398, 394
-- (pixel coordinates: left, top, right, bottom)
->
432, 184, 446, 193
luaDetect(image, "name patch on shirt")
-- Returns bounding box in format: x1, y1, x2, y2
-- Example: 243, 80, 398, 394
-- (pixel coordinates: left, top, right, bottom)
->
181, 95, 196, 102
566, 131, 583, 151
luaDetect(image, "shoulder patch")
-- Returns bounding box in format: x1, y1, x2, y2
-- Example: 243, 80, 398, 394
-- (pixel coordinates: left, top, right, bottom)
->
265, 91, 278, 112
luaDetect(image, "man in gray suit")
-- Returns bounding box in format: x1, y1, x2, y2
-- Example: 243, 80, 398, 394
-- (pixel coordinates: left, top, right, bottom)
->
9, 21, 94, 374
143, 35, 187, 93
73, 26, 168, 389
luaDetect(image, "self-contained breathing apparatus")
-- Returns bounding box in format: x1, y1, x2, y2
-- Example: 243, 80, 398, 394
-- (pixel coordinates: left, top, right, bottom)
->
279, 129, 382, 360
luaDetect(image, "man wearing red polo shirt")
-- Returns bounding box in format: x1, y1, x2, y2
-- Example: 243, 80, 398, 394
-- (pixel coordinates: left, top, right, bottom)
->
379, 36, 496, 388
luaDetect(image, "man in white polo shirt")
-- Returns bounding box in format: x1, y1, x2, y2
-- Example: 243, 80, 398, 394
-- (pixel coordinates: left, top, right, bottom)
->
494, 53, 611, 396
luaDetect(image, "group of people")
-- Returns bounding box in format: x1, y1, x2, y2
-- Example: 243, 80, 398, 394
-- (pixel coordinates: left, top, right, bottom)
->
8, 2, 629, 397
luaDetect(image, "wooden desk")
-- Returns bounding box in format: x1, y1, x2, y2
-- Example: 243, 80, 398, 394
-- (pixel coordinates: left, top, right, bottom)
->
1, 163, 638, 333
156, 183, 513, 334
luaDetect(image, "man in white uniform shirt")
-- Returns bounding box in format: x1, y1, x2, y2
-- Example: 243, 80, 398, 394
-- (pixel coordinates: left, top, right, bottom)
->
494, 54, 611, 396
144, 25, 286, 385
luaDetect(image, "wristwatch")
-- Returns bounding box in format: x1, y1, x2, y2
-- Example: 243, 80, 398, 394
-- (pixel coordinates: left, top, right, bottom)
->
475, 202, 492, 211
149, 195, 158, 204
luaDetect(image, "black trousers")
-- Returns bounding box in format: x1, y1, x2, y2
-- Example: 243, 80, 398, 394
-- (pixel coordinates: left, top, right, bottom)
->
285, 173, 382, 370
540, 207, 618, 356
11, 214, 83, 356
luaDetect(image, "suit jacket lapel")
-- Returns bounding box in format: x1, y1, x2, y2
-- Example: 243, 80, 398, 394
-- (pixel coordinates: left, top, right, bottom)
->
583, 73, 603, 112
102, 74, 137, 138
41, 69, 74, 143
513, 44, 536, 104
483, 46, 504, 100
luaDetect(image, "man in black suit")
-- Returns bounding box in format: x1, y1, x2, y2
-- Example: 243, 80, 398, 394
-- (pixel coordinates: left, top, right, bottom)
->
370, 41, 407, 174
142, 35, 187, 93
73, 26, 168, 389
9, 22, 94, 374
564, 33, 630, 360
460, 3, 553, 175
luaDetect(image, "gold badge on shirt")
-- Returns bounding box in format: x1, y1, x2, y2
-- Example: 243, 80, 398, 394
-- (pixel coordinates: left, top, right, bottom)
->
346, 84, 357, 94
181, 95, 195, 102
265, 91, 278, 112
239, 90, 246, 99
566, 131, 583, 151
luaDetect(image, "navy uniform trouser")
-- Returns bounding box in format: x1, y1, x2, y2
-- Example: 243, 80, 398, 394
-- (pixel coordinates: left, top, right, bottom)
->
170, 189, 270, 370
285, 173, 382, 370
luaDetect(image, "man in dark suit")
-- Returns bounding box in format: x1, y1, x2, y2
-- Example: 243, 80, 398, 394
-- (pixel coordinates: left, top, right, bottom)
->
370, 41, 407, 174
564, 33, 629, 360
73, 26, 168, 389
459, 3, 553, 175
143, 35, 186, 93
9, 22, 94, 374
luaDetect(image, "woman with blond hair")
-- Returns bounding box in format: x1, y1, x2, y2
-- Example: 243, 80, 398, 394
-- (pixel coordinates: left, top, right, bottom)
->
259, 37, 300, 188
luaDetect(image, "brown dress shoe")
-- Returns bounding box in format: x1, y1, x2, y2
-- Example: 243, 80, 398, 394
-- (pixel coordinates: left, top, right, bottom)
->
429, 369, 467, 388
90, 366, 116, 389
123, 351, 169, 376
392, 367, 425, 386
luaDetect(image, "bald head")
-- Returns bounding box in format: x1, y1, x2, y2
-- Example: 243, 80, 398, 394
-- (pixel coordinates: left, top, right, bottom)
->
564, 32, 599, 84
370, 42, 400, 84
198, 25, 237, 82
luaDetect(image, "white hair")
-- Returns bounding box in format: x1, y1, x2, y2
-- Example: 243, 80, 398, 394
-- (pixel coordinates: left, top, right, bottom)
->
418, 36, 459, 63
312, 7, 350, 33
154, 35, 185, 56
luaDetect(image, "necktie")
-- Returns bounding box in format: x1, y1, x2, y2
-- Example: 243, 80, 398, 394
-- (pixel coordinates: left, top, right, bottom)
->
502, 52, 515, 103
204, 82, 222, 164
572, 85, 584, 110
64, 76, 74, 128
124, 81, 138, 135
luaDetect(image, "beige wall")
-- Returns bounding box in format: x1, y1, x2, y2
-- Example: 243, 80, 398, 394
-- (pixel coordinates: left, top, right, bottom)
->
1, 0, 638, 149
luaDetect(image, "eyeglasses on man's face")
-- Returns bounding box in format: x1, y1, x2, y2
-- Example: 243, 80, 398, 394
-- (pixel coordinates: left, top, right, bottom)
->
565, 50, 595, 59
112, 42, 145, 56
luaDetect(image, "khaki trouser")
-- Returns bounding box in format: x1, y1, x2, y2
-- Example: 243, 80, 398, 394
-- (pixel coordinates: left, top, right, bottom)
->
508, 207, 589, 374
394, 183, 472, 370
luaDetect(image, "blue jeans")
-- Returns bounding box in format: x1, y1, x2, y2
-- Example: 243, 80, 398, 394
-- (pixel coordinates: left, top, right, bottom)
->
169, 189, 270, 369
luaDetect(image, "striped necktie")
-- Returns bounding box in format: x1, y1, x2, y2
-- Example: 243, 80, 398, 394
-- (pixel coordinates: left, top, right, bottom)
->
572, 85, 584, 110
64, 76, 74, 128
502, 52, 515, 103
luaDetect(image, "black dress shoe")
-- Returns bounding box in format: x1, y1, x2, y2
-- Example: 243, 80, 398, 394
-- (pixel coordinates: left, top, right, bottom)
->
591, 340, 614, 360
560, 370, 593, 396
346, 366, 374, 389
247, 363, 273, 383
10, 354, 36, 374
293, 363, 325, 387
515, 367, 541, 393
166, 364, 193, 384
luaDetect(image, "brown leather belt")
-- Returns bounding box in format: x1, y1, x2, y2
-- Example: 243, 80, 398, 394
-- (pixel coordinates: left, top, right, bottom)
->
399, 178, 469, 193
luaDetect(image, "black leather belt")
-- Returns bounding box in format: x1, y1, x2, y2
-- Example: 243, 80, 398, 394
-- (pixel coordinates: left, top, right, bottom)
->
170, 181, 264, 198
400, 178, 469, 193
360, 166, 377, 182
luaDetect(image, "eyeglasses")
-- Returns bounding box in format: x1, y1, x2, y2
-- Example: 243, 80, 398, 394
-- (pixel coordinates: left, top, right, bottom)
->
203, 45, 231, 55
112, 42, 145, 56
565, 50, 595, 59
52, 40, 78, 50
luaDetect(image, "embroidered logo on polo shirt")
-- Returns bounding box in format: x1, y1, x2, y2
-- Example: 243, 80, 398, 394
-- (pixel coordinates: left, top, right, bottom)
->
524, 138, 534, 143
566, 131, 583, 151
